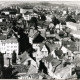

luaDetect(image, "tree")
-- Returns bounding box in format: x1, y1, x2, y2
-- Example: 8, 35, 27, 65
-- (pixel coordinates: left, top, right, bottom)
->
38, 60, 48, 74
3, 67, 18, 79
59, 30, 65, 38
29, 17, 38, 30
12, 19, 17, 27
66, 15, 76, 23
12, 51, 17, 65
52, 16, 60, 26
41, 14, 46, 21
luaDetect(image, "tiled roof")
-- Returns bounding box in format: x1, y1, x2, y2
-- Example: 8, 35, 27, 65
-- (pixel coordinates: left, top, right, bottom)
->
33, 34, 45, 43
12, 64, 29, 73
27, 65, 38, 75
39, 42, 45, 51
19, 51, 30, 63
44, 54, 61, 67
45, 41, 61, 53
0, 35, 6, 40
62, 40, 77, 52
6, 37, 18, 43
28, 29, 39, 39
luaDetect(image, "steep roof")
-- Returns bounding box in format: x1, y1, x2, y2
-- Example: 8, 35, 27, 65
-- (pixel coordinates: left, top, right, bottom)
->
33, 34, 45, 43
28, 29, 39, 39
27, 65, 38, 75
44, 54, 61, 67
20, 51, 30, 63
45, 41, 61, 53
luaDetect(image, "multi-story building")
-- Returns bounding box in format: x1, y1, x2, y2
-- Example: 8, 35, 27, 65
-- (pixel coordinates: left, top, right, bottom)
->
5, 36, 19, 58
0, 35, 19, 58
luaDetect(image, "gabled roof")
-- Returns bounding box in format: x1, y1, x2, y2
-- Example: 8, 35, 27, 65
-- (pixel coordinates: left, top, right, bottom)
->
27, 65, 38, 75
28, 29, 39, 39
45, 41, 61, 53
39, 42, 45, 51
44, 54, 61, 67
33, 34, 45, 43
20, 51, 30, 63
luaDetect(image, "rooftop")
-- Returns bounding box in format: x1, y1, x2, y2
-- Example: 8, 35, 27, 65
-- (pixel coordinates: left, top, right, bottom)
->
45, 41, 61, 53
66, 22, 80, 30
0, 35, 6, 40
19, 51, 30, 63
44, 54, 61, 67
12, 64, 29, 73
62, 40, 77, 52
6, 37, 18, 43
28, 29, 39, 39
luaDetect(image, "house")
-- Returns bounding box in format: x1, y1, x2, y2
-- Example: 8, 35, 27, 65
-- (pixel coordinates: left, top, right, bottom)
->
39, 43, 49, 58
12, 64, 29, 78
30, 12, 38, 18
20, 51, 38, 74
28, 29, 40, 44
66, 22, 80, 31
19, 7, 33, 14
38, 28, 46, 38
46, 14, 52, 22
0, 18, 6, 22
5, 36, 19, 59
33, 42, 49, 65
0, 34, 19, 67
62, 40, 77, 52
70, 30, 80, 39
62, 40, 77, 62
22, 12, 32, 21
42, 54, 62, 78
45, 41, 61, 58
54, 64, 75, 79
0, 35, 7, 53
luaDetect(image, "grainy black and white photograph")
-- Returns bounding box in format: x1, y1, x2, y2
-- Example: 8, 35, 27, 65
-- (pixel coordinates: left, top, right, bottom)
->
0, 0, 80, 79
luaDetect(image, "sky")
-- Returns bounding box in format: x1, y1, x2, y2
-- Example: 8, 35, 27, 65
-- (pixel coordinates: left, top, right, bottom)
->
0, 0, 80, 6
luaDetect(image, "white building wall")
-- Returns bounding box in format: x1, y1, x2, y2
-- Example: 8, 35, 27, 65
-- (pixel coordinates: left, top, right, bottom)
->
66, 22, 77, 31
29, 37, 33, 44
0, 40, 19, 58
20, 8, 27, 14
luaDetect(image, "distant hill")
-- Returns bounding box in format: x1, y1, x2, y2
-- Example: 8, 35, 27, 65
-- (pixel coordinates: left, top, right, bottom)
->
0, 1, 79, 10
